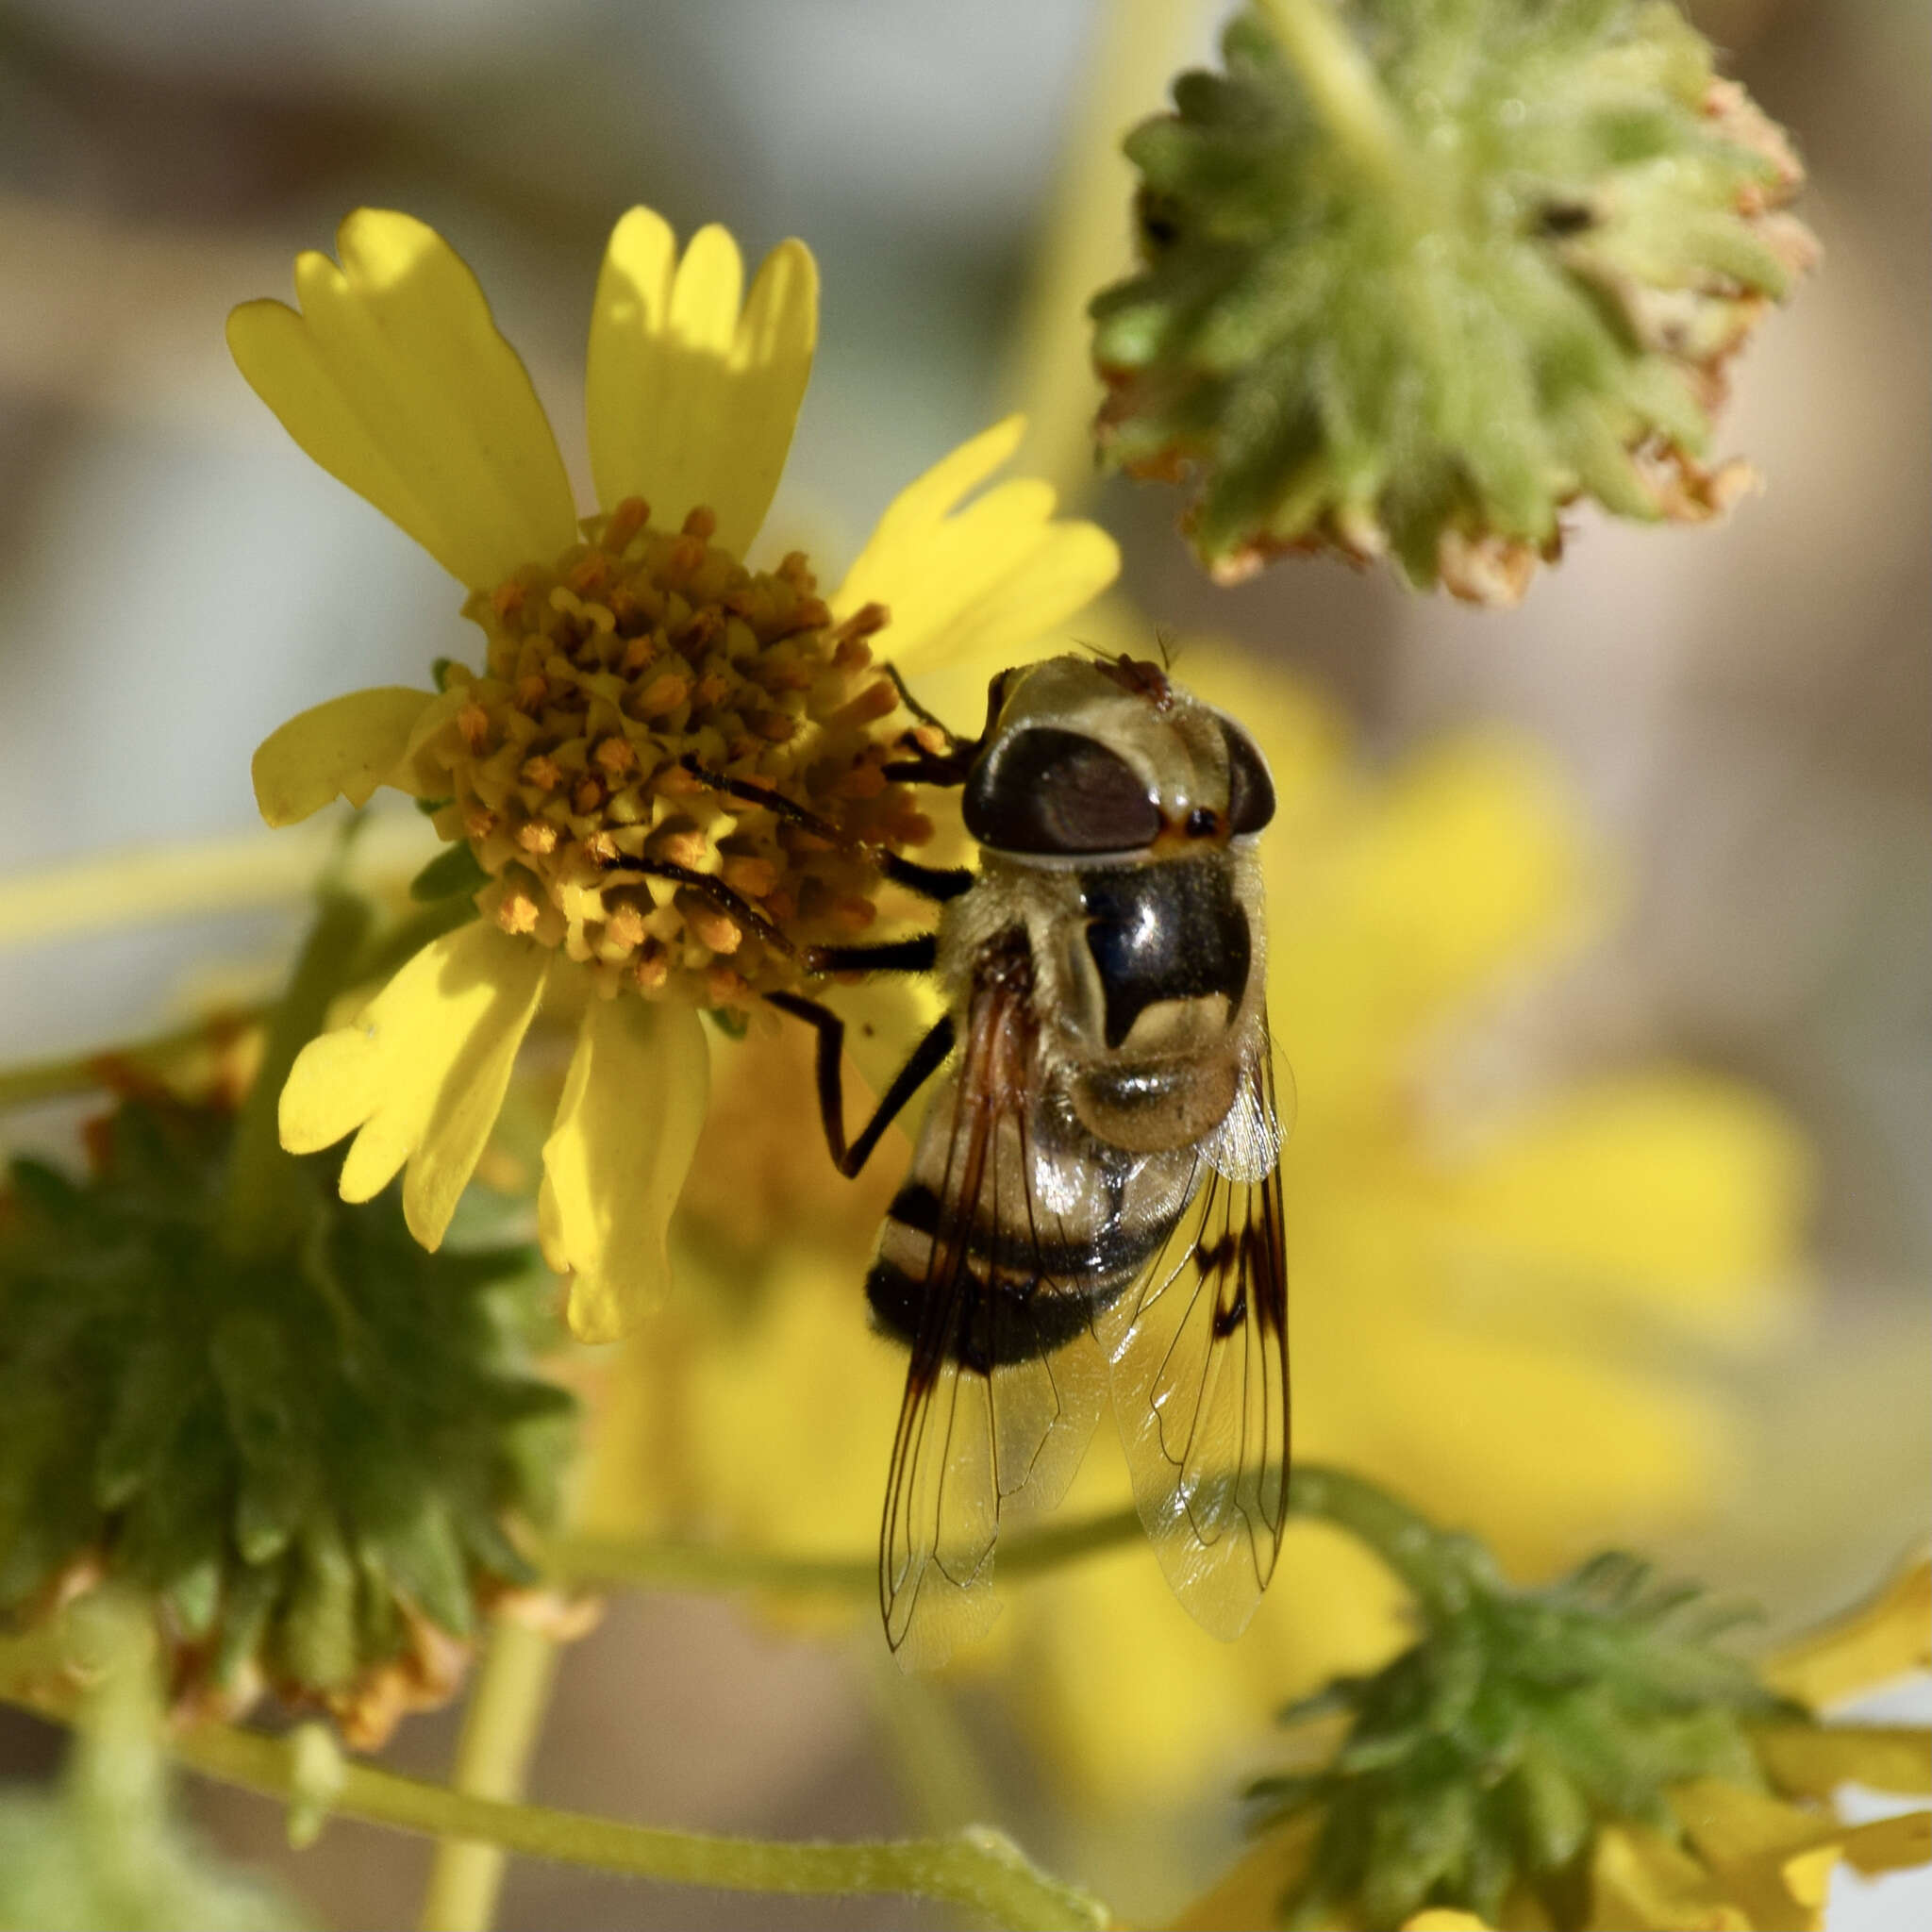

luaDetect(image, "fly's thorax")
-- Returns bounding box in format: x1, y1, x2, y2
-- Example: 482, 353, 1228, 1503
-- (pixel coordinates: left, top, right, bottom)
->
930, 850, 1086, 1020
936, 845, 1267, 1159
1068, 844, 1266, 1155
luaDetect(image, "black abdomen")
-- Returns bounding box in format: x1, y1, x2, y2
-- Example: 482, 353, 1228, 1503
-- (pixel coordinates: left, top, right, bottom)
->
865, 1172, 1173, 1373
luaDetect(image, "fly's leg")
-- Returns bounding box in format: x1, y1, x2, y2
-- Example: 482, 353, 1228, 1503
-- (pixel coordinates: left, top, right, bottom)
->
766, 994, 956, 1177
879, 663, 1014, 789
677, 756, 973, 903
604, 857, 795, 955
806, 934, 941, 976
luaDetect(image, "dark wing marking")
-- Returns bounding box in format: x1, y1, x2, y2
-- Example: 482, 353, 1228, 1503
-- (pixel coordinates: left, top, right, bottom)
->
877, 950, 1108, 1670
1092, 1035, 1290, 1640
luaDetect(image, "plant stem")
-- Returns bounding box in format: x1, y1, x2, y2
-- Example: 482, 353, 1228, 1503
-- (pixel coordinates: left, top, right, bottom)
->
0, 1466, 1470, 1930
419, 1618, 561, 1932
220, 891, 370, 1261
1254, 0, 1407, 186
548, 1474, 1468, 1616
1286, 1465, 1474, 1621
0, 1668, 1107, 1931
544, 1503, 1147, 1599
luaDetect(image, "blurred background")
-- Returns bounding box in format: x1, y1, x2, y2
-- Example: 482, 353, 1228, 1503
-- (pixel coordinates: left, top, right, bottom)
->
0, 1, 1925, 1926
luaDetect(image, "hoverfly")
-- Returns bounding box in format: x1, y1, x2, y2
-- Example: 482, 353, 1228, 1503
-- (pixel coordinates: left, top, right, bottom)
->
753, 652, 1290, 1666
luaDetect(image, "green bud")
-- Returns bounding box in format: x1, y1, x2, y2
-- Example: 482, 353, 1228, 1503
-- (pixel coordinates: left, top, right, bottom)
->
1247, 1538, 1796, 1927
0, 1093, 575, 1742
1091, 0, 1815, 601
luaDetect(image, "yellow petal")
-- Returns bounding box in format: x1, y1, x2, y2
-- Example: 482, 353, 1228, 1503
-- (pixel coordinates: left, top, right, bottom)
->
392, 685, 473, 797
1166, 1811, 1323, 1931
1670, 1782, 1932, 1923
541, 996, 709, 1342
229, 209, 576, 589
1774, 1844, 1840, 1924
1837, 1809, 1932, 1875
831, 415, 1119, 676
1429, 1073, 1811, 1346
251, 686, 440, 826
820, 971, 946, 1121
1406, 1914, 1496, 1931
1672, 1777, 1840, 1927
1587, 1822, 1751, 1931
671, 1248, 909, 1558
1267, 732, 1602, 1112
1764, 1547, 1932, 1710
1291, 1254, 1734, 1576
280, 921, 548, 1247
586, 208, 818, 558
1754, 1722, 1932, 1799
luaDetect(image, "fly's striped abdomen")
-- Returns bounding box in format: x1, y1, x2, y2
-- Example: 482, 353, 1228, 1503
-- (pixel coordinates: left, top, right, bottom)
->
865, 1065, 1199, 1372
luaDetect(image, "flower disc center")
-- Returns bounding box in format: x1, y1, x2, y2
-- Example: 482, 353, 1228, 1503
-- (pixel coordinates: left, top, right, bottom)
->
424, 501, 931, 1011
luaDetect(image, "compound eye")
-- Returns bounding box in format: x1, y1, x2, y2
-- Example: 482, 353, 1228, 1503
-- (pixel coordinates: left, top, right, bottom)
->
1220, 718, 1275, 834
964, 727, 1162, 855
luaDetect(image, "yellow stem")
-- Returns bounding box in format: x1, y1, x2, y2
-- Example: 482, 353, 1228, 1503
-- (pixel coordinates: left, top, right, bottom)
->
1253, 0, 1407, 185
418, 1618, 562, 1932
0, 814, 431, 950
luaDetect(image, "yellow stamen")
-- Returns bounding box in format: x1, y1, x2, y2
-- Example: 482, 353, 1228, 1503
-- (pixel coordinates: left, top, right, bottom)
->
687, 905, 742, 955
496, 888, 539, 936
411, 504, 927, 1008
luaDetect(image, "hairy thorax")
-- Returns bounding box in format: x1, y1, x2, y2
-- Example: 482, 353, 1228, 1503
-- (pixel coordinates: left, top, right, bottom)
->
937, 845, 1266, 1158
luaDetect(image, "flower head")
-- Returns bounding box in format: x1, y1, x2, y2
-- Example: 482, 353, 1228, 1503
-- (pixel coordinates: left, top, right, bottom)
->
1090, 0, 1815, 601
1210, 1537, 1931, 1932
233, 208, 1118, 1337
0, 1077, 575, 1747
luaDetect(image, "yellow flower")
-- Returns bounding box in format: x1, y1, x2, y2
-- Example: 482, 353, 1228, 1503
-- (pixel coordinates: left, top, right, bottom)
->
581, 633, 1812, 1816
232, 207, 1117, 1339
1178, 1548, 1930, 1932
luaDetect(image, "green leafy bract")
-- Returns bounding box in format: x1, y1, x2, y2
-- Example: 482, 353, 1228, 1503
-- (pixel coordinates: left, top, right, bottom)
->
1091, 1, 1814, 601
0, 1096, 575, 1738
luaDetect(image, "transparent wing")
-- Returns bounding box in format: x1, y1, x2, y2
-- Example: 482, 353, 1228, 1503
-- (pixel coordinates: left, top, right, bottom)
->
1093, 1038, 1290, 1640
878, 982, 1108, 1671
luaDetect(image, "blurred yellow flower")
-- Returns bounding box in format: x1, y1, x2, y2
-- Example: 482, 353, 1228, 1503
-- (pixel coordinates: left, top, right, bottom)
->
582, 634, 1813, 1814
231, 206, 1116, 1340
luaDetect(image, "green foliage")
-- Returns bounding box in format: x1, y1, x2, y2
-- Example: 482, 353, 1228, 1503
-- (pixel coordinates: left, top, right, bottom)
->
0, 1600, 310, 1932
0, 1790, 308, 1932
408, 838, 491, 905
1091, 0, 1814, 600
1247, 1543, 1801, 1928
0, 1096, 575, 1724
